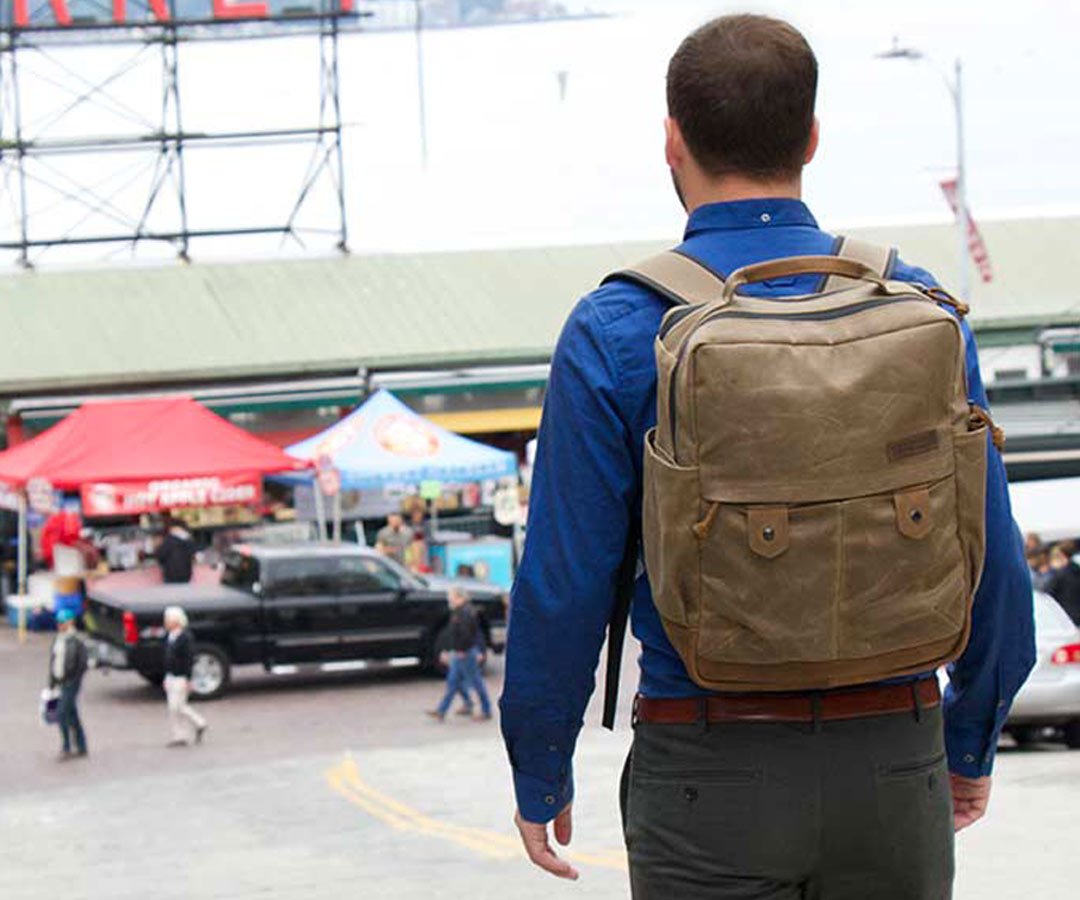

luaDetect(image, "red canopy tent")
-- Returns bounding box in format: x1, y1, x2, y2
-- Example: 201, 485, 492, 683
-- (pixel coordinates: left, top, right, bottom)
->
0, 396, 309, 517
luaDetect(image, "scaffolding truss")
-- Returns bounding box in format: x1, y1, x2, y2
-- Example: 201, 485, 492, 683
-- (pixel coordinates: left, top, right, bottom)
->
0, 3, 360, 267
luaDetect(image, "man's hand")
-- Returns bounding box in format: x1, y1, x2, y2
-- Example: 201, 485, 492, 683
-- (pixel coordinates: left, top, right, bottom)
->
950, 773, 992, 831
514, 804, 580, 880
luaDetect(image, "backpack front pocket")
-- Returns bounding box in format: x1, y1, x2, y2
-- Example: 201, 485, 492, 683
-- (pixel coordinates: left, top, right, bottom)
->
643, 428, 701, 630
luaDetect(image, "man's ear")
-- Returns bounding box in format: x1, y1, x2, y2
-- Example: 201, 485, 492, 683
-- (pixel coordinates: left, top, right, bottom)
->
665, 117, 684, 170
804, 116, 820, 165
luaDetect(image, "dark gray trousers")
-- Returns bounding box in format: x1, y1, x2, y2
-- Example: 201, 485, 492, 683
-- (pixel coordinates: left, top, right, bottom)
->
621, 705, 953, 899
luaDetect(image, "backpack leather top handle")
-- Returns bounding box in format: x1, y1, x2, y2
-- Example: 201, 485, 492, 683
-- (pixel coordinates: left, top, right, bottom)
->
721, 255, 887, 303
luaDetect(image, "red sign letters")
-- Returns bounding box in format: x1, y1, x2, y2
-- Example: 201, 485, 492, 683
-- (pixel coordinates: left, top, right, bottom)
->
11, 0, 353, 28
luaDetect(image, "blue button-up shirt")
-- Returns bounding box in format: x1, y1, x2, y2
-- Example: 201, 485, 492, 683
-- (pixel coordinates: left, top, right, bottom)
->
500, 198, 1036, 824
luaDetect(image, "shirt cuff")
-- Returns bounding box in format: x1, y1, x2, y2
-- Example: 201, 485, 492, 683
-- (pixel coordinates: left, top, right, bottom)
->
512, 764, 575, 824
945, 722, 1000, 778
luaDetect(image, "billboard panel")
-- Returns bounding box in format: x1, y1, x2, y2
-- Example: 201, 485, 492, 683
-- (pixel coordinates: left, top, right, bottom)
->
1, 0, 355, 30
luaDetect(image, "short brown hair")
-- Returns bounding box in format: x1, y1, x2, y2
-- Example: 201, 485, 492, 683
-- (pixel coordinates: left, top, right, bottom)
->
667, 15, 818, 180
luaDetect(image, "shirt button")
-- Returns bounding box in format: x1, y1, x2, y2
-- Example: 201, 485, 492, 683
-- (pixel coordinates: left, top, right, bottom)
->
760, 213, 772, 223
544, 795, 556, 806
548, 744, 558, 752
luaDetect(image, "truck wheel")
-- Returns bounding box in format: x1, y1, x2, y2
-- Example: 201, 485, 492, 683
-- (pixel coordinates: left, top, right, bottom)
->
1008, 725, 1041, 747
190, 645, 231, 700
138, 670, 165, 689
1064, 721, 1080, 750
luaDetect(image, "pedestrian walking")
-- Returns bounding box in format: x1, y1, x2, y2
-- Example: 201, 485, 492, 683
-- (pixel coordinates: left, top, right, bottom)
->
163, 606, 208, 747
429, 587, 492, 722
500, 14, 1035, 897
49, 608, 88, 761
453, 629, 492, 717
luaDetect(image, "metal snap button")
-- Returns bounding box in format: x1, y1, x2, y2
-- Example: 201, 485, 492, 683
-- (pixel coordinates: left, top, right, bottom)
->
910, 509, 923, 523
762, 526, 776, 542
544, 794, 556, 806
684, 787, 698, 802
760, 213, 771, 223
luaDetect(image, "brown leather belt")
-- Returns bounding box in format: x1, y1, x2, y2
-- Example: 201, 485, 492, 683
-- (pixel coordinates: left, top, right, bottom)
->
634, 679, 940, 725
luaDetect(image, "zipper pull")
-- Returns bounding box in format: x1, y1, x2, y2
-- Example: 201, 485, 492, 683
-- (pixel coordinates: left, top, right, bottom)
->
921, 285, 970, 318
969, 404, 1005, 451
692, 502, 720, 541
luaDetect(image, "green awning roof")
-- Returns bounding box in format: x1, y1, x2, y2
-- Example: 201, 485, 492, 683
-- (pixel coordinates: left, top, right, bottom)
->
1, 215, 1077, 397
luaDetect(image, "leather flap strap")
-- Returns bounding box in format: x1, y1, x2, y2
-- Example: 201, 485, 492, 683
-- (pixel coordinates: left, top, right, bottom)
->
602, 250, 726, 307
748, 507, 790, 558
895, 487, 932, 540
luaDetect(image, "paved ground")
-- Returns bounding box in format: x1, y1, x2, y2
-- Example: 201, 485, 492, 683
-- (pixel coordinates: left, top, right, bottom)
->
1, 624, 1076, 899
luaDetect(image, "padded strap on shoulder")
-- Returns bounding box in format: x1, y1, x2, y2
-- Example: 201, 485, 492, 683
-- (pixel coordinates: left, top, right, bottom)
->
823, 236, 898, 292
602, 249, 726, 307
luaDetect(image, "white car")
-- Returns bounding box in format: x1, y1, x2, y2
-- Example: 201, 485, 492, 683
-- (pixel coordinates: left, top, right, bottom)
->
1003, 591, 1080, 748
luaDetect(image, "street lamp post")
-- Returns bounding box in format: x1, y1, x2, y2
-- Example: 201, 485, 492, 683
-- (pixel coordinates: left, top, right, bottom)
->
878, 41, 971, 300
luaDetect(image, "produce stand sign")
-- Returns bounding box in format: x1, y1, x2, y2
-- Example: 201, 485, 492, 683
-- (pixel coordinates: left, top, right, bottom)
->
81, 474, 261, 517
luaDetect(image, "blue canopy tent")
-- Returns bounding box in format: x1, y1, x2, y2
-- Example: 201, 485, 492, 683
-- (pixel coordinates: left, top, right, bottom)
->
281, 389, 518, 489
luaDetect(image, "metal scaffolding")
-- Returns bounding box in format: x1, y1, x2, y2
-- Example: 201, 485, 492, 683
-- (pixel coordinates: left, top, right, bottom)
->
0, 4, 359, 268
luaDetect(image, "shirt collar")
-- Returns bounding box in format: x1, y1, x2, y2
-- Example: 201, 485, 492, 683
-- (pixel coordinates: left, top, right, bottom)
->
684, 198, 818, 238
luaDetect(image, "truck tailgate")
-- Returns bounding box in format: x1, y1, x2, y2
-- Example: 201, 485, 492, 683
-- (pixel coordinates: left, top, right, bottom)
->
83, 596, 126, 646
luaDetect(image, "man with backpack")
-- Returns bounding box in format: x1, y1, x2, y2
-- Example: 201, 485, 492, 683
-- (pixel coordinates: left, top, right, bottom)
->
500, 14, 1035, 898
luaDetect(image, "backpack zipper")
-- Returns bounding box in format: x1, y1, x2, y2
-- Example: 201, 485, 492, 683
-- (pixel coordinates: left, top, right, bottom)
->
666, 296, 927, 464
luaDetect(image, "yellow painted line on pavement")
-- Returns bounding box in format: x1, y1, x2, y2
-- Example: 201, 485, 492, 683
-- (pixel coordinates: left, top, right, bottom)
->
324, 754, 628, 872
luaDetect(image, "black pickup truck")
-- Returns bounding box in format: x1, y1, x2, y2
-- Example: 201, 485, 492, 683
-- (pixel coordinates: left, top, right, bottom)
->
83, 543, 508, 699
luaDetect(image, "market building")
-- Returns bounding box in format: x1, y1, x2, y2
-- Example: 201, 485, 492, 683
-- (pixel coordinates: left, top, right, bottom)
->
1, 214, 1078, 480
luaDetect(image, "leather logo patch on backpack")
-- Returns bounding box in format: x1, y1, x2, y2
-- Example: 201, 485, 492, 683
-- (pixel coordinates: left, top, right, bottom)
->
886, 430, 940, 463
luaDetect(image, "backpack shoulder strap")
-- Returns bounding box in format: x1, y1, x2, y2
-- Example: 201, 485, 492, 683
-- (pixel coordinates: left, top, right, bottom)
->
823, 235, 898, 292
602, 249, 727, 307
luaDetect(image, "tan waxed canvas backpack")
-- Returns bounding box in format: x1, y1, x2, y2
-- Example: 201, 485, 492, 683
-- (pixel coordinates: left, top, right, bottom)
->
609, 240, 1001, 693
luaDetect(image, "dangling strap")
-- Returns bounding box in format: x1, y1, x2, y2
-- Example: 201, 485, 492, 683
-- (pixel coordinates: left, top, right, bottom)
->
822, 235, 898, 292
602, 517, 640, 731
602, 249, 727, 308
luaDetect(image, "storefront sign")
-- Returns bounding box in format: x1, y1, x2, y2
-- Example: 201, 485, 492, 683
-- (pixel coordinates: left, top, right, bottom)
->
316, 467, 342, 497
0, 481, 21, 512
492, 487, 522, 526
81, 474, 261, 517
26, 477, 58, 514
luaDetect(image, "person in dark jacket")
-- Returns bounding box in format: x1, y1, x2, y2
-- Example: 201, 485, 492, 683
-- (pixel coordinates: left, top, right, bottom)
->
48, 608, 89, 760
428, 588, 492, 721
163, 606, 207, 746
155, 519, 196, 584
1047, 544, 1080, 626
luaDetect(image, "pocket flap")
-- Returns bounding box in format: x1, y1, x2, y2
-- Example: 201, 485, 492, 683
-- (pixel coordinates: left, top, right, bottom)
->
747, 507, 789, 559
894, 487, 932, 539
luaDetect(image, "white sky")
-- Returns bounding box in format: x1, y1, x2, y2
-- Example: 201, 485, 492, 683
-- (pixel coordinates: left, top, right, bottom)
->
3, 0, 1078, 267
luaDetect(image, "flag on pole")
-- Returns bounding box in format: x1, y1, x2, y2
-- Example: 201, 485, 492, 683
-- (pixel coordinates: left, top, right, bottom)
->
940, 178, 993, 283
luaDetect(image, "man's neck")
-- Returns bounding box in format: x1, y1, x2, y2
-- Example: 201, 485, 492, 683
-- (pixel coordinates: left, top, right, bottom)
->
683, 173, 802, 215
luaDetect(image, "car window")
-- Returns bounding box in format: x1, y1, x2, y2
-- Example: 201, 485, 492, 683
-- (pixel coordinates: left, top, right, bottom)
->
335, 556, 401, 593
221, 553, 259, 591
267, 557, 339, 597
